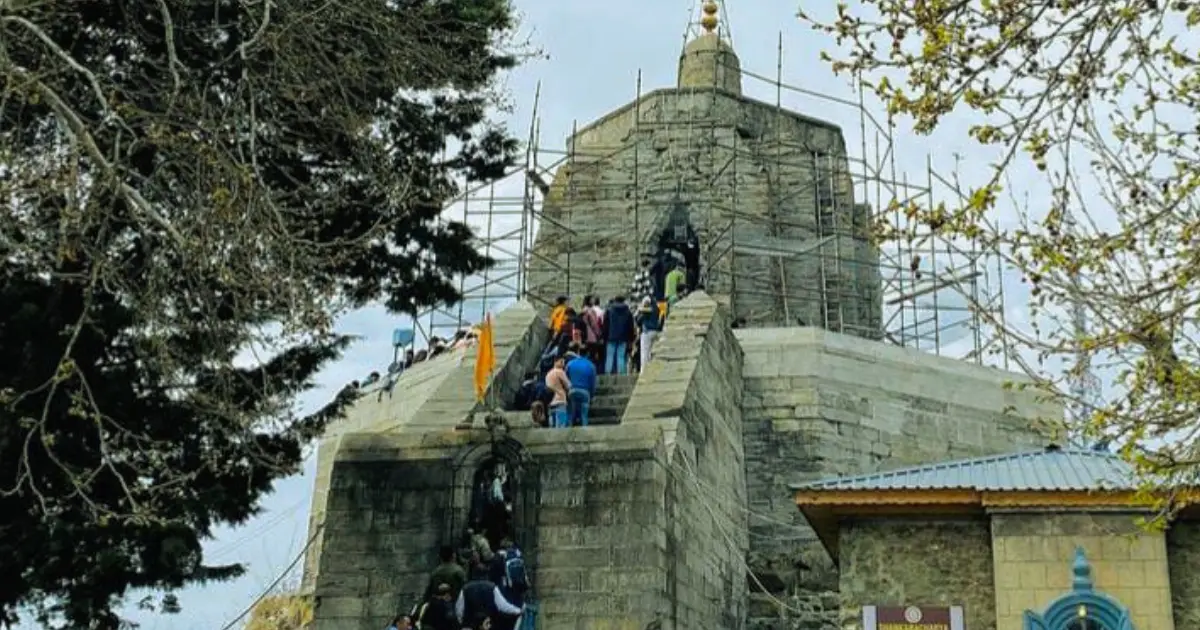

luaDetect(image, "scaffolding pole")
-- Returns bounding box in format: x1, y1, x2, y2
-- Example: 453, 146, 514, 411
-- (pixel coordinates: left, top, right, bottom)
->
405, 42, 1009, 368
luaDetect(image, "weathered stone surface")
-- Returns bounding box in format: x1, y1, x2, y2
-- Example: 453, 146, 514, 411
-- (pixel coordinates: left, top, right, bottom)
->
678, 33, 742, 95
310, 457, 454, 630
647, 293, 748, 629
1168, 521, 1200, 628
308, 292, 752, 630
520, 292, 749, 630
736, 326, 1054, 629
838, 519, 996, 630
526, 83, 880, 335
303, 300, 547, 594
301, 34, 1074, 630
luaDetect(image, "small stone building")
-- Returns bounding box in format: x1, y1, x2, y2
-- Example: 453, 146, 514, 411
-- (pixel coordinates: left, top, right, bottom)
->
792, 446, 1200, 630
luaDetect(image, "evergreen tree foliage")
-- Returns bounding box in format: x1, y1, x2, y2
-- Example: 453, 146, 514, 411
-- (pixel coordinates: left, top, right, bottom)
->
0, 0, 523, 626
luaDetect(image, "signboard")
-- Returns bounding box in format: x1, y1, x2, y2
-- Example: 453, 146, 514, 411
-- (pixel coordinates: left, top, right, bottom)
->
861, 606, 965, 630
391, 328, 415, 348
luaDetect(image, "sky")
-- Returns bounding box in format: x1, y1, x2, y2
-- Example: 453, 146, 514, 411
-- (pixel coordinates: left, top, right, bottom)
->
94, 1, 1064, 628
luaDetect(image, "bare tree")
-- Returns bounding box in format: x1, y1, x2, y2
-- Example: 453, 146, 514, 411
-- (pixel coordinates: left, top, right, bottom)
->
799, 2, 1200, 491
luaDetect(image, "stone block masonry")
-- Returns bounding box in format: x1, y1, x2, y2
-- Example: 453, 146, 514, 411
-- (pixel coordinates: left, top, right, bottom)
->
527, 85, 880, 335
622, 292, 750, 630
838, 519, 996, 630
531, 436, 674, 630
532, 292, 750, 630
992, 513, 1175, 630
313, 425, 677, 630
309, 431, 467, 630
735, 327, 1056, 630
302, 301, 548, 595
309, 293, 751, 630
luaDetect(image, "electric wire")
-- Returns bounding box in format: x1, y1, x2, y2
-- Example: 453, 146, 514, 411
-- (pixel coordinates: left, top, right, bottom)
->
207, 497, 309, 563
216, 524, 323, 630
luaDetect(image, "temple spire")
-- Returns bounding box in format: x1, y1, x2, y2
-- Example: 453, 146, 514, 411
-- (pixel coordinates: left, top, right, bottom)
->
677, 1, 742, 95
700, 1, 719, 34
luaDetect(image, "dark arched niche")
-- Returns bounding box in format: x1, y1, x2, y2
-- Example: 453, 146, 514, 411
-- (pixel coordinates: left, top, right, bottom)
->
447, 436, 541, 574
652, 200, 701, 293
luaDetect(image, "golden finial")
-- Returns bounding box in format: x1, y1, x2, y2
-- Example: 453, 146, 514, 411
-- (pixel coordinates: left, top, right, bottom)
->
700, 1, 719, 33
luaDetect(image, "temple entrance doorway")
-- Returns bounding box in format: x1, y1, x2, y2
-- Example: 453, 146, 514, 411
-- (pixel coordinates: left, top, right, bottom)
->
654, 202, 701, 294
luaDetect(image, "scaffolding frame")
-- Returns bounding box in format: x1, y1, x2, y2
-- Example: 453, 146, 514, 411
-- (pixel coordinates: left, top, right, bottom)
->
410, 32, 1010, 368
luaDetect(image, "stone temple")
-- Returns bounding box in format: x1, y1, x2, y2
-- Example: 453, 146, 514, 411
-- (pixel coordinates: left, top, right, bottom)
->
300, 11, 1062, 630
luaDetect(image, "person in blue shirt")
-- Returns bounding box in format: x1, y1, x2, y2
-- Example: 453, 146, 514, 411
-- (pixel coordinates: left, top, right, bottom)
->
564, 351, 597, 427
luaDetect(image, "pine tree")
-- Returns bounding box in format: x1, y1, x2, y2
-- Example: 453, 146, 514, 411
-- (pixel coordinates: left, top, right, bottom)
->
0, 0, 523, 626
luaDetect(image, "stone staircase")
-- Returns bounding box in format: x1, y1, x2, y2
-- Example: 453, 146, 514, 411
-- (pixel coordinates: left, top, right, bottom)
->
497, 373, 639, 428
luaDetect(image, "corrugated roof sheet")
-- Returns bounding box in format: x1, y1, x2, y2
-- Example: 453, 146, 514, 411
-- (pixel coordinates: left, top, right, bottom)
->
795, 447, 1137, 492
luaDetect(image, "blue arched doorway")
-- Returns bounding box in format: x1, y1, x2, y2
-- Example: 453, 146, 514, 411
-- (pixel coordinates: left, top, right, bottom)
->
1023, 548, 1135, 630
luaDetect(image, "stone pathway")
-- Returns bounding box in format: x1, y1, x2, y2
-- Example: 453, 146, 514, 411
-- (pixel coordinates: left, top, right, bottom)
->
498, 372, 639, 428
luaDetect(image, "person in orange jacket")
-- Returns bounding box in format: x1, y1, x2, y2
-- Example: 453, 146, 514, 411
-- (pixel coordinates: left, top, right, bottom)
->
548, 296, 569, 335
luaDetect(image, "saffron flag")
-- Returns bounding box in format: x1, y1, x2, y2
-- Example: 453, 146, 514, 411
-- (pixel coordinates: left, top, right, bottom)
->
474, 314, 496, 402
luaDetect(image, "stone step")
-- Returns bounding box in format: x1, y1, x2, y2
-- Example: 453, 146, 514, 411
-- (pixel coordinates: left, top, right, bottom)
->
597, 375, 638, 388
494, 409, 622, 429
502, 399, 626, 419
598, 374, 638, 384
584, 404, 621, 418
587, 394, 630, 410
594, 385, 635, 398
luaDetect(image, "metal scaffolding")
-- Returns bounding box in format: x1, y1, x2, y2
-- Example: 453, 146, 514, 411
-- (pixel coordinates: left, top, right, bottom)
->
411, 33, 1010, 368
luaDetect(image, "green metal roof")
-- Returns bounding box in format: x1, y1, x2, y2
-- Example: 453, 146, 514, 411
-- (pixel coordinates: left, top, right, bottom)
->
792, 446, 1137, 492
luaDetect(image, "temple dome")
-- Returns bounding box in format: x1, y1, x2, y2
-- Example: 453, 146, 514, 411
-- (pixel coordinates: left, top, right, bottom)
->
677, 32, 742, 96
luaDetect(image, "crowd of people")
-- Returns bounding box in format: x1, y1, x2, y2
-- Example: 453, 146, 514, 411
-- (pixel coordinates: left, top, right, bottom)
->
390, 459, 532, 630
341, 327, 481, 403
510, 251, 694, 428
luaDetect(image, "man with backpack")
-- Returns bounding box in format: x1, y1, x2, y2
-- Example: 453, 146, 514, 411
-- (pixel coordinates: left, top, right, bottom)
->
487, 539, 529, 630
454, 576, 522, 630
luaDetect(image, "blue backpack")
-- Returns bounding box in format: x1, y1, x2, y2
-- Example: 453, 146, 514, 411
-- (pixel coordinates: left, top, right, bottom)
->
503, 554, 529, 593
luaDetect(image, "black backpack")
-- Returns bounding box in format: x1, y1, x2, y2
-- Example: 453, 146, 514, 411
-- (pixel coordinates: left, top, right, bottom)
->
502, 554, 529, 594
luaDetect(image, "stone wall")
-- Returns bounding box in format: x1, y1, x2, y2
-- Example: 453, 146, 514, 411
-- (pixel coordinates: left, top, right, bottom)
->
1167, 521, 1200, 628
837, 518, 995, 630
310, 434, 462, 630
302, 301, 547, 594
527, 85, 880, 334
991, 512, 1174, 630
314, 420, 685, 630
300, 352, 466, 593
311, 293, 750, 630
536, 292, 750, 630
736, 327, 1055, 629
623, 292, 749, 629
530, 428, 673, 630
